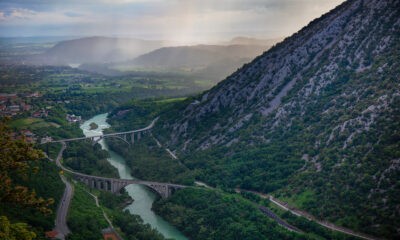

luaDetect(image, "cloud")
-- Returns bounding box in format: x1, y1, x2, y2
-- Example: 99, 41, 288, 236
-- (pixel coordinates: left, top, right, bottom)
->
64, 12, 85, 18
0, 0, 345, 41
0, 7, 92, 26
0, 8, 36, 21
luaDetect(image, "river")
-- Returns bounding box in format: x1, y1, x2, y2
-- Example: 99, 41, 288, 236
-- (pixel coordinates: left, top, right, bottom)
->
80, 113, 187, 240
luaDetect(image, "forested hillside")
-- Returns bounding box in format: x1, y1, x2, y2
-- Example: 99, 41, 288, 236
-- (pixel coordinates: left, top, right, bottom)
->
155, 0, 400, 238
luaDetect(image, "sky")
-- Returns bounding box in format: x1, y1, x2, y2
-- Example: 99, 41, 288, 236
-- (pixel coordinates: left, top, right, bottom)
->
0, 0, 345, 44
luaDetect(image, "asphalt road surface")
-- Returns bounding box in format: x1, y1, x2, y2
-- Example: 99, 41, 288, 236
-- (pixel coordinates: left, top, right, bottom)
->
52, 142, 72, 240
54, 175, 73, 240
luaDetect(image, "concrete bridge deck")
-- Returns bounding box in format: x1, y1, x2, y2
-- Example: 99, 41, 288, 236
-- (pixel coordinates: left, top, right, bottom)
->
45, 117, 158, 144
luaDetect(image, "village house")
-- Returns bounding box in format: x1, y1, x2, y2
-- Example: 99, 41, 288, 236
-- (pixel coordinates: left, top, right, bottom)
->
32, 109, 49, 118
7, 105, 20, 115
41, 136, 53, 144
0, 93, 17, 101
66, 114, 81, 123
20, 130, 37, 143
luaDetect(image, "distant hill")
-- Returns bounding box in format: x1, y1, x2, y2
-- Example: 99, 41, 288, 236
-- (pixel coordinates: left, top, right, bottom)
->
111, 44, 272, 81
129, 45, 267, 68
31, 36, 167, 65
226, 36, 284, 46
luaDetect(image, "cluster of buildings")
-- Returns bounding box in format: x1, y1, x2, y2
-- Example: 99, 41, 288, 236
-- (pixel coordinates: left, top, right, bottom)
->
0, 92, 40, 117
11, 129, 37, 143
32, 108, 49, 118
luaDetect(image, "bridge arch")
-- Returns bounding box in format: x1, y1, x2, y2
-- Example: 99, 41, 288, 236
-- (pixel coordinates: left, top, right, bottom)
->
72, 173, 186, 198
103, 135, 131, 146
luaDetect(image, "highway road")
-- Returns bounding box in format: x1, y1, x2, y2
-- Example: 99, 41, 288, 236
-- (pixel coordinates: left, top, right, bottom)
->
259, 206, 300, 232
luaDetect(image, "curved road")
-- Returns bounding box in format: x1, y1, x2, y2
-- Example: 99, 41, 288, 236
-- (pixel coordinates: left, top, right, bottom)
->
53, 142, 72, 240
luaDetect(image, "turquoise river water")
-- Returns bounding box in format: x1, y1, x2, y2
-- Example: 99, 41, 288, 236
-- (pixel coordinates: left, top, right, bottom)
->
80, 113, 187, 240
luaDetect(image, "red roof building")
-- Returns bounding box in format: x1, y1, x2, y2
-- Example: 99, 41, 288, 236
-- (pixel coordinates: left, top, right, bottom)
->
45, 230, 58, 239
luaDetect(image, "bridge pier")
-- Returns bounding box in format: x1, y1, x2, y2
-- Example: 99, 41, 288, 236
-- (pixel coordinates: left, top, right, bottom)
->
111, 180, 130, 194
92, 136, 103, 146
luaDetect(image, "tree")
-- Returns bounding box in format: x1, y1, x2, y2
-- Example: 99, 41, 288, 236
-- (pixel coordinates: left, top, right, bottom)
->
0, 216, 36, 240
0, 118, 55, 238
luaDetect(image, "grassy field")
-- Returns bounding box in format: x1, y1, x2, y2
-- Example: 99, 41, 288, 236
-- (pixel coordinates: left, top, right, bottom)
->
10, 117, 43, 128
10, 117, 60, 131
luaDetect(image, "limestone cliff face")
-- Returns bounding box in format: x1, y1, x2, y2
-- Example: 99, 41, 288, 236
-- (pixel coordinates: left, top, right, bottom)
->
159, 0, 400, 237
162, 0, 399, 152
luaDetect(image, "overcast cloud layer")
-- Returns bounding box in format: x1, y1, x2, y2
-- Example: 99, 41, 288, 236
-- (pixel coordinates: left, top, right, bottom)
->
0, 0, 345, 44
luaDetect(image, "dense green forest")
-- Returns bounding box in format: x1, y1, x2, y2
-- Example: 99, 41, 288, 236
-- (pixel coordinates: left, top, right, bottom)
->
63, 141, 118, 178
153, 187, 303, 240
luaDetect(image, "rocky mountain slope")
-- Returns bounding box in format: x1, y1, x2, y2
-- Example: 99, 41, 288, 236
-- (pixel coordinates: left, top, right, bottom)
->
157, 0, 400, 238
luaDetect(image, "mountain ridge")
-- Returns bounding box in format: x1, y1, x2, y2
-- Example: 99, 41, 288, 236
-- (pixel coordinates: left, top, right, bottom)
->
31, 36, 167, 65
126, 44, 269, 69
155, 0, 400, 238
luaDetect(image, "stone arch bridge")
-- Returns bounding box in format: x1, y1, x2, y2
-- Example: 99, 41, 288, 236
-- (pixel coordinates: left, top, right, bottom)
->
72, 171, 186, 198
53, 142, 186, 198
